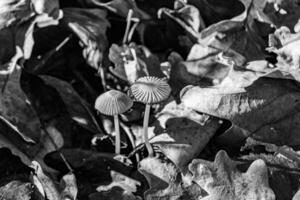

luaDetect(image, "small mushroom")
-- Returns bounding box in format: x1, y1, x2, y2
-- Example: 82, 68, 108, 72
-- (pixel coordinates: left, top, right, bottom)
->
130, 76, 171, 157
95, 90, 133, 154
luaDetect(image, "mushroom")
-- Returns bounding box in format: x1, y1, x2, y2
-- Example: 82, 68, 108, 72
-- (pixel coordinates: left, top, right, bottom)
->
130, 76, 171, 157
95, 90, 133, 154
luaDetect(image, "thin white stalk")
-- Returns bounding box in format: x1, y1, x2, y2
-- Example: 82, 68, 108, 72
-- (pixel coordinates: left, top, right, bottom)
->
114, 115, 121, 154
143, 104, 153, 157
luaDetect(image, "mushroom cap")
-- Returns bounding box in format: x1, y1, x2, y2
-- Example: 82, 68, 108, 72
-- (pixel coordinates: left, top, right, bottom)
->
130, 76, 171, 104
95, 90, 133, 116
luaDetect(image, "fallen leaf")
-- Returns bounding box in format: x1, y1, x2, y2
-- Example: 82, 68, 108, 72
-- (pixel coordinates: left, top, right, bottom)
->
41, 75, 102, 135
60, 172, 78, 200
109, 43, 165, 84
262, 0, 300, 30
268, 27, 300, 82
151, 101, 220, 171
82, 0, 151, 20
62, 8, 110, 69
0, 180, 33, 200
0, 66, 41, 141
139, 155, 205, 200
189, 150, 275, 200
181, 78, 300, 146
31, 161, 60, 200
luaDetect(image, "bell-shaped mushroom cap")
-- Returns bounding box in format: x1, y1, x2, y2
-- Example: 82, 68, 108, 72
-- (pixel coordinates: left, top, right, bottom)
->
95, 90, 133, 116
130, 76, 171, 104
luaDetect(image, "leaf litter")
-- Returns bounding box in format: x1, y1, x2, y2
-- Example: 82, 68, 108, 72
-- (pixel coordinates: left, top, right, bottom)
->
1, 0, 300, 199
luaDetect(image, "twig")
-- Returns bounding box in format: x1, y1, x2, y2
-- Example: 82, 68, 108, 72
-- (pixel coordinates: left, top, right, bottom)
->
33, 35, 72, 73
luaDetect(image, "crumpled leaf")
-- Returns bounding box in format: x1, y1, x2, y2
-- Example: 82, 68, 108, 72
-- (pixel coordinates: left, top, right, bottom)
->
31, 161, 78, 200
0, 0, 33, 29
109, 43, 165, 84
181, 78, 300, 146
82, 0, 151, 20
139, 155, 205, 200
188, 0, 245, 25
44, 149, 144, 199
189, 150, 275, 200
0, 69, 65, 168
262, 0, 300, 30
0, 180, 33, 200
0, 0, 62, 71
242, 138, 300, 165
97, 170, 141, 194
61, 8, 110, 69
60, 172, 78, 200
162, 0, 271, 58
267, 27, 300, 82
159, 0, 205, 33
238, 152, 300, 200
150, 101, 221, 171
94, 170, 142, 200
31, 161, 60, 200
168, 0, 276, 93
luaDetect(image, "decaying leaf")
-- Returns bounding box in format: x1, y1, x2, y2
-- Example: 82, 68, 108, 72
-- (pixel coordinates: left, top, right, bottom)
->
0, 69, 65, 168
41, 75, 102, 135
139, 155, 205, 200
262, 0, 300, 30
31, 161, 60, 200
109, 43, 164, 84
189, 150, 275, 200
94, 170, 142, 200
268, 27, 300, 82
82, 0, 151, 20
0, 180, 33, 200
181, 78, 300, 146
151, 101, 220, 171
0, 66, 41, 141
62, 8, 110, 69
60, 172, 78, 200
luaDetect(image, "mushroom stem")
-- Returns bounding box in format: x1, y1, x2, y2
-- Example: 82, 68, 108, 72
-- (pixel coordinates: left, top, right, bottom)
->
143, 104, 154, 157
114, 115, 121, 154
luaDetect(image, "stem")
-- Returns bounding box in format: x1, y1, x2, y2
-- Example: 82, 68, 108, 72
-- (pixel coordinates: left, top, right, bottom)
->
114, 115, 121, 154
98, 65, 107, 92
143, 104, 153, 157
122, 9, 134, 44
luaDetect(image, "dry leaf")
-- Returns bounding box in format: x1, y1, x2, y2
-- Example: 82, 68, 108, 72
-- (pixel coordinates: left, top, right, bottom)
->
0, 180, 33, 200
139, 155, 205, 200
41, 75, 102, 135
31, 161, 60, 200
60, 172, 78, 200
151, 101, 220, 171
189, 150, 275, 200
109, 43, 164, 84
62, 8, 110, 69
181, 78, 300, 146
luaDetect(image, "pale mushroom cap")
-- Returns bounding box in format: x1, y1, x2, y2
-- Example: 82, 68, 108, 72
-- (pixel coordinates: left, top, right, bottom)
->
95, 90, 133, 116
130, 76, 171, 104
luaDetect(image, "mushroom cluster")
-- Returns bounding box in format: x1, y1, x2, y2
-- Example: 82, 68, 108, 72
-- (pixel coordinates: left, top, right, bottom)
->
95, 76, 171, 157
